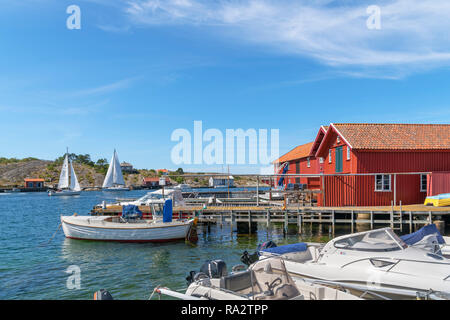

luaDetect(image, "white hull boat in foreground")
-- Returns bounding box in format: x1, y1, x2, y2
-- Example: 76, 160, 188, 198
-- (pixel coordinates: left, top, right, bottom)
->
62, 200, 194, 243
61, 215, 193, 242
258, 228, 450, 300
154, 257, 361, 300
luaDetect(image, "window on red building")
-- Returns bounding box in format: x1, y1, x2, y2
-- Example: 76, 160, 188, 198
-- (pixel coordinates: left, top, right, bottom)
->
375, 175, 391, 192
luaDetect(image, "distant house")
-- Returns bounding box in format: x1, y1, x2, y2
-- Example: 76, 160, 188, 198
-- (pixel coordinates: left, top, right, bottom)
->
209, 176, 234, 188
142, 177, 170, 188
24, 178, 44, 188
120, 162, 134, 173
157, 169, 169, 175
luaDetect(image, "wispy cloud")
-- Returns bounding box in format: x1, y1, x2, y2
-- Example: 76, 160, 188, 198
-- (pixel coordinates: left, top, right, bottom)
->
70, 77, 140, 97
109, 0, 450, 77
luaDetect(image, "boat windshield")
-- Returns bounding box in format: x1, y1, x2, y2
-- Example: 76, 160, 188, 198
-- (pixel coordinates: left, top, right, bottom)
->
138, 192, 165, 202
334, 228, 407, 252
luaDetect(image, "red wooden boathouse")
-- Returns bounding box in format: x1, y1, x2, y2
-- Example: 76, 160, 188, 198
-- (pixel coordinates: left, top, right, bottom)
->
314, 123, 450, 206
275, 123, 450, 207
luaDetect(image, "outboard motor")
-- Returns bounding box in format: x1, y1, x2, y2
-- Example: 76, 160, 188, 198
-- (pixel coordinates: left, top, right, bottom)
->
240, 250, 259, 266
186, 260, 227, 285
93, 289, 114, 300
257, 241, 277, 251
200, 260, 228, 279
241, 241, 278, 266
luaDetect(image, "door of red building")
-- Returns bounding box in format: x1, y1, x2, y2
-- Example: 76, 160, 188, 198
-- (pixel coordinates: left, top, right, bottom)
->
335, 146, 343, 173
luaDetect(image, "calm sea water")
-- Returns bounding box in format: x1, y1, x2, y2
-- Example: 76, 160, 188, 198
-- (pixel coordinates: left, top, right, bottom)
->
0, 190, 424, 300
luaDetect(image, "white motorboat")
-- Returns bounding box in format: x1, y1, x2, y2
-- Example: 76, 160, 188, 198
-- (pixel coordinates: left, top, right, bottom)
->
102, 149, 130, 191
95, 188, 186, 210
49, 150, 82, 196
154, 257, 361, 300
400, 224, 450, 258
61, 201, 194, 243
258, 228, 450, 299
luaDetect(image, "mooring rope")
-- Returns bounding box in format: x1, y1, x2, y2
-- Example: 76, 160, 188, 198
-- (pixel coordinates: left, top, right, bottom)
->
38, 222, 62, 247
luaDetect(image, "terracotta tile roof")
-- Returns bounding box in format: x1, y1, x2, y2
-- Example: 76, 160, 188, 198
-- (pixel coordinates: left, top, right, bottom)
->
143, 177, 162, 182
333, 123, 450, 150
274, 142, 314, 163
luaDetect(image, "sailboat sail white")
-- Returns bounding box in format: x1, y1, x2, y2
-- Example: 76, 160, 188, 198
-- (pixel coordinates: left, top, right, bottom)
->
69, 160, 81, 192
58, 154, 70, 190
102, 150, 129, 191
49, 151, 82, 196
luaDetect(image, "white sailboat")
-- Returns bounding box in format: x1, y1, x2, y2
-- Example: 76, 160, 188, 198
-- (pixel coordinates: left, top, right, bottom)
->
102, 149, 129, 191
49, 151, 82, 196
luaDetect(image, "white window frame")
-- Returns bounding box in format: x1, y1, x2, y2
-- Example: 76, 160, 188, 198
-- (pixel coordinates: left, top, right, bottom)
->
329, 149, 332, 163
307, 157, 311, 168
420, 174, 427, 192
319, 157, 324, 164
347, 146, 351, 160
375, 174, 391, 192
337, 136, 340, 144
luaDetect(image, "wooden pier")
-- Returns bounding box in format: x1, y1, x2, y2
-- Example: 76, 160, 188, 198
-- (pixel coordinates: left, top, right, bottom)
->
92, 202, 450, 234
182, 204, 450, 234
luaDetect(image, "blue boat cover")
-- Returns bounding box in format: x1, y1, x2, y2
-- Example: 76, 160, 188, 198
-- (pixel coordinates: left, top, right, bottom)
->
426, 193, 450, 200
400, 224, 445, 245
163, 199, 173, 223
261, 242, 308, 254
122, 205, 143, 219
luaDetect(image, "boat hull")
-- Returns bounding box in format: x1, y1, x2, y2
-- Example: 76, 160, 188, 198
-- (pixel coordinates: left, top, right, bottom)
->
102, 187, 130, 192
49, 191, 81, 196
61, 216, 193, 242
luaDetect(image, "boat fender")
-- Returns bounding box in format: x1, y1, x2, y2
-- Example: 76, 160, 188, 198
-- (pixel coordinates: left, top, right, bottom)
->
93, 289, 113, 300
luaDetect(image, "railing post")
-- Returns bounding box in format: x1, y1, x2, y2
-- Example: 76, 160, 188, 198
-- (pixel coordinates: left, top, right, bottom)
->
393, 174, 397, 206
370, 211, 374, 229
256, 175, 259, 207
409, 211, 413, 233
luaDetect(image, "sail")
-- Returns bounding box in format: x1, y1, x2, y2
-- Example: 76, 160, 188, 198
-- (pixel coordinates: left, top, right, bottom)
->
69, 160, 81, 191
102, 150, 125, 188
112, 150, 125, 186
102, 152, 115, 188
58, 154, 70, 189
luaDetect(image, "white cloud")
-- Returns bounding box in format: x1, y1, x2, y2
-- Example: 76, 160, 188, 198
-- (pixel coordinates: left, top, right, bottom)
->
117, 0, 450, 76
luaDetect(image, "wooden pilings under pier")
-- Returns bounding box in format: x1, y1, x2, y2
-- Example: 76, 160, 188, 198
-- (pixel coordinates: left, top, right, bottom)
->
91, 203, 450, 235
184, 205, 450, 235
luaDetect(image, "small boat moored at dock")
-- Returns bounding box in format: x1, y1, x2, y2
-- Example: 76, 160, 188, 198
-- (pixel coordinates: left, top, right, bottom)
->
61, 200, 194, 242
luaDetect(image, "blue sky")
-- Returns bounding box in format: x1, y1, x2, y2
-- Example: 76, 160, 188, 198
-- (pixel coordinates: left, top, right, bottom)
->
1, 0, 450, 173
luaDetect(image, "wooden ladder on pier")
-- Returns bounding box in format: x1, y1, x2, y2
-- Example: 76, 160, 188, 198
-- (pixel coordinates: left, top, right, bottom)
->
390, 210, 403, 232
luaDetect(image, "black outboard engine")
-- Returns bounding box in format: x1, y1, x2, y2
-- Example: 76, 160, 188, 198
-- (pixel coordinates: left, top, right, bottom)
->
186, 260, 228, 285
200, 260, 228, 279
241, 241, 277, 266
257, 241, 277, 251
93, 289, 114, 300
